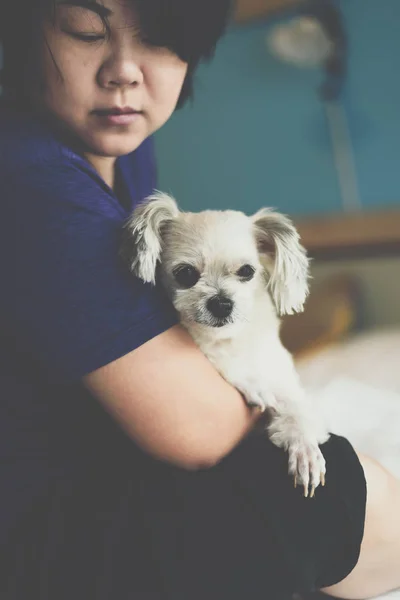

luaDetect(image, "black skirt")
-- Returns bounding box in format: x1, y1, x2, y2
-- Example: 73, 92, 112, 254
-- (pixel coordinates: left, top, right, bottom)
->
0, 431, 366, 600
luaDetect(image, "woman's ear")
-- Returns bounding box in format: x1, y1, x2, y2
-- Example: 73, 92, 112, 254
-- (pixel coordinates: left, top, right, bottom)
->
120, 191, 180, 284
252, 208, 310, 315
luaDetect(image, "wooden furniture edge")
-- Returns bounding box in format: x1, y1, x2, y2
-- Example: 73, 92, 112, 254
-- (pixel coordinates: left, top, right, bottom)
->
294, 209, 400, 260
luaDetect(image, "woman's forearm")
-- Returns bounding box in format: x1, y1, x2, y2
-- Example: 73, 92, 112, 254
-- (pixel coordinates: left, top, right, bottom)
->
322, 452, 400, 599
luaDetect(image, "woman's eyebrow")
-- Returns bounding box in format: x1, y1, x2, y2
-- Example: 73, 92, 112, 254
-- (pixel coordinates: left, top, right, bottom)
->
58, 1, 112, 18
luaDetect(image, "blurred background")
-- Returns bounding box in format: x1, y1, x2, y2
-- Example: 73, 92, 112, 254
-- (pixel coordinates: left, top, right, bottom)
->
154, 0, 400, 362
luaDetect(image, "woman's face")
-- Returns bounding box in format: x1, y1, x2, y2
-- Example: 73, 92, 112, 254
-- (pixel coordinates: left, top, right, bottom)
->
39, 0, 188, 161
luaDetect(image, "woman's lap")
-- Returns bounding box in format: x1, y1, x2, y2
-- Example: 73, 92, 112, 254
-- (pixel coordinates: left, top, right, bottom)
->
1, 433, 366, 600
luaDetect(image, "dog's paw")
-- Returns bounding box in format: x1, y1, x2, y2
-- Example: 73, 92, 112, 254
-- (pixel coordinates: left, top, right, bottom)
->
245, 391, 269, 412
268, 414, 327, 498
231, 380, 276, 413
287, 438, 326, 498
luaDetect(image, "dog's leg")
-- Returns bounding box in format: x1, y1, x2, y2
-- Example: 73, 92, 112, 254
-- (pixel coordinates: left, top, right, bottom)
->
230, 376, 327, 497
256, 343, 329, 497
212, 344, 328, 496
267, 396, 328, 498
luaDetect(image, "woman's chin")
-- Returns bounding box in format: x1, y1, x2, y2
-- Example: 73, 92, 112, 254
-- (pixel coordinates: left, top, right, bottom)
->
87, 132, 147, 158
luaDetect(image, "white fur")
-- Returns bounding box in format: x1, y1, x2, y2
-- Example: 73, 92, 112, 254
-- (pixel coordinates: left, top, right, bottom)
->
122, 192, 329, 495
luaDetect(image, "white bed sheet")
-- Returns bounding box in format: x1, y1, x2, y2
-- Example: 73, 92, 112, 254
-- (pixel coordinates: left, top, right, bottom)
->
297, 329, 400, 395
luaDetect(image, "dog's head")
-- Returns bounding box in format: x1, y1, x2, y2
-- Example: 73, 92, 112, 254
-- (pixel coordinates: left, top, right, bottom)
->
121, 192, 309, 329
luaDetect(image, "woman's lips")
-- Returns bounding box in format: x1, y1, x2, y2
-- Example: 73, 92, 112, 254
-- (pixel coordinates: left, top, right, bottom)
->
93, 107, 143, 126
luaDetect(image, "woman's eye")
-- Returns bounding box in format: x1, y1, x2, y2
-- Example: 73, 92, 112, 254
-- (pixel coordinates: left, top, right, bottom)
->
236, 264, 255, 281
66, 31, 106, 42
173, 265, 200, 289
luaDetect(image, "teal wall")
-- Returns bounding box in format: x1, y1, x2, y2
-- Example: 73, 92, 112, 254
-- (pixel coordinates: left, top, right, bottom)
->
155, 0, 400, 217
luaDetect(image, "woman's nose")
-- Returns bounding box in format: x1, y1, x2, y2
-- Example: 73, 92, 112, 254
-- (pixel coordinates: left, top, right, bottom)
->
98, 47, 144, 89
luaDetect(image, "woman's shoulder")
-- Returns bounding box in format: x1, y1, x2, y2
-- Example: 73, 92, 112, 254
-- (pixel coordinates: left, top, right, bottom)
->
0, 104, 110, 196
0, 105, 66, 173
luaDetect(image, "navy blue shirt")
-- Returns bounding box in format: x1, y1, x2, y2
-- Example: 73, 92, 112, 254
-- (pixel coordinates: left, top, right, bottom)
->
0, 106, 178, 544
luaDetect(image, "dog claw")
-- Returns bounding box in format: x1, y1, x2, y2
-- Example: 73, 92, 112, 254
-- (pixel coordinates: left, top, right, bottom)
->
288, 448, 326, 499
270, 418, 327, 499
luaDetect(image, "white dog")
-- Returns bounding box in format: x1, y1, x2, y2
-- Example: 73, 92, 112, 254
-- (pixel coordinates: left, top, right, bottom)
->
121, 192, 329, 497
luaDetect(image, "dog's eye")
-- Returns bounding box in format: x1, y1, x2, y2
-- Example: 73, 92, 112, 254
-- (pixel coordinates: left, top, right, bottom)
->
237, 264, 255, 281
173, 265, 200, 288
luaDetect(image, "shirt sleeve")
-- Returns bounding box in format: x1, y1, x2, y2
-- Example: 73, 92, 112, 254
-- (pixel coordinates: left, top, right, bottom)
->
3, 160, 178, 383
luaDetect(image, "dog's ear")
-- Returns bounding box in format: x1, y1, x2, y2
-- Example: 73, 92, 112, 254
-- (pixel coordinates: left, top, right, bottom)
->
120, 191, 179, 284
252, 208, 310, 315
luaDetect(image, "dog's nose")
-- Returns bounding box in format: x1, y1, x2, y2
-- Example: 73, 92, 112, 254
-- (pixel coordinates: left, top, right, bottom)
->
207, 295, 233, 319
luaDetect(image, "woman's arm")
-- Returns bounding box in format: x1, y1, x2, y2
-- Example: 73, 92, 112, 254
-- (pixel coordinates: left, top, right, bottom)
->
83, 324, 260, 470
322, 452, 400, 599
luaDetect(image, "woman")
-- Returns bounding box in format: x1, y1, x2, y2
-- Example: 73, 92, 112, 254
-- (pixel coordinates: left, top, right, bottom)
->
0, 1, 399, 598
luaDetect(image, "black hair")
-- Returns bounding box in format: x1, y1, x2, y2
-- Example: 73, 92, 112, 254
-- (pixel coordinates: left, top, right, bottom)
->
0, 0, 232, 110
